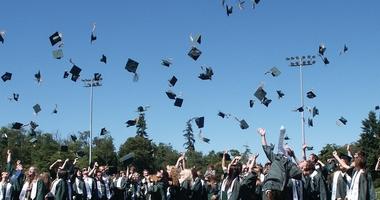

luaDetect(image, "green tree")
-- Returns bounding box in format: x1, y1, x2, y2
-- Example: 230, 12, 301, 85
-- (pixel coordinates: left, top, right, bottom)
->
118, 136, 155, 171
92, 135, 118, 167
153, 143, 179, 170
241, 145, 252, 164
183, 119, 195, 152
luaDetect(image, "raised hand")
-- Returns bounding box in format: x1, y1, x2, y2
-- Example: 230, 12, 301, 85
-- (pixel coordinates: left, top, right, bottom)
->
257, 128, 266, 136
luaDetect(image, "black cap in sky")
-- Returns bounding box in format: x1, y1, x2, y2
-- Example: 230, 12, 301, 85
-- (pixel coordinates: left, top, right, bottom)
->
125, 58, 139, 81
322, 57, 330, 65
306, 91, 316, 99
239, 119, 249, 130
174, 97, 183, 107
308, 118, 313, 127
52, 49, 64, 59
277, 90, 285, 99
76, 150, 85, 158
293, 106, 304, 112
337, 117, 348, 126
226, 5, 233, 16
254, 86, 267, 102
90, 23, 97, 44
188, 46, 202, 61
169, 76, 177, 87
0, 31, 5, 43
29, 121, 39, 130
2, 72, 12, 82
195, 117, 204, 129
63, 71, 69, 79
218, 111, 228, 118
319, 44, 326, 56
311, 106, 319, 117
190, 34, 201, 45
35, 70, 42, 84
199, 67, 214, 80
161, 59, 172, 67
266, 67, 281, 77
49, 32, 62, 46
262, 97, 272, 107
33, 104, 42, 114
52, 104, 58, 114
100, 54, 107, 64
100, 127, 108, 136
71, 134, 77, 142
375, 105, 380, 110
70, 65, 82, 82
13, 93, 19, 101
126, 119, 137, 127
12, 122, 24, 130
249, 100, 254, 108
166, 90, 177, 100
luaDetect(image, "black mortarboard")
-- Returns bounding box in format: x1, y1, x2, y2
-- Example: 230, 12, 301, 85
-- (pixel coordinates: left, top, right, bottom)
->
33, 104, 41, 114
13, 93, 19, 101
306, 91, 316, 99
249, 100, 254, 108
166, 90, 176, 100
63, 71, 69, 79
255, 0, 260, 4
218, 111, 226, 118
100, 127, 108, 136
71, 135, 77, 142
0, 32, 4, 43
35, 70, 42, 83
277, 90, 285, 99
188, 46, 202, 61
169, 76, 177, 87
30, 129, 37, 137
323, 57, 330, 65
226, 5, 233, 16
137, 106, 145, 112
76, 150, 85, 158
60, 145, 68, 152
161, 59, 172, 67
70, 65, 81, 82
119, 152, 135, 165
198, 67, 214, 80
284, 135, 290, 140
262, 98, 272, 107
239, 119, 249, 129
294, 106, 304, 112
202, 137, 210, 143
340, 154, 351, 162
94, 73, 102, 81
312, 106, 319, 117
375, 105, 380, 110
343, 44, 348, 53
90, 33, 97, 43
195, 117, 204, 129
319, 44, 326, 56
266, 67, 281, 77
126, 119, 137, 127
338, 117, 347, 125
52, 104, 58, 114
306, 146, 314, 151
52, 49, 64, 59
125, 58, 139, 74
29, 121, 39, 130
29, 138, 37, 144
254, 87, 267, 102
2, 72, 12, 82
174, 98, 183, 107
190, 34, 201, 45
308, 118, 313, 127
12, 122, 24, 130
49, 32, 62, 46
100, 54, 107, 64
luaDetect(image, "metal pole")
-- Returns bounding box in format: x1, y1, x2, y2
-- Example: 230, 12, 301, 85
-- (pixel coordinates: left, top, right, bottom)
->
299, 62, 305, 145
89, 80, 94, 166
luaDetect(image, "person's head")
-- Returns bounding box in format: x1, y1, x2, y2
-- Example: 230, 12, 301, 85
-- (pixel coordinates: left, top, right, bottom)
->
179, 169, 192, 184
129, 166, 136, 174
119, 171, 125, 177
156, 171, 162, 181
301, 160, 315, 176
58, 170, 68, 180
228, 162, 242, 179
39, 172, 51, 188
263, 162, 271, 175
1, 172, 9, 181
169, 167, 180, 187
82, 168, 89, 177
143, 169, 149, 178
28, 166, 37, 179
76, 168, 82, 177
309, 153, 319, 164
354, 151, 366, 169
16, 160, 23, 171
132, 172, 140, 182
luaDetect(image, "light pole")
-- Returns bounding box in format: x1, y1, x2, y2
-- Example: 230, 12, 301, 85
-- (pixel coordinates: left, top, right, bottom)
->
286, 55, 316, 146
82, 73, 102, 166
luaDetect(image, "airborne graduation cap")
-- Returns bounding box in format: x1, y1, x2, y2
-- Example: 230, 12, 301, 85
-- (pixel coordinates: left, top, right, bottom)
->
12, 122, 24, 130
226, 5, 233, 16
234, 117, 249, 129
0, 31, 5, 43
49, 31, 63, 46
125, 58, 139, 81
340, 44, 348, 55
52, 49, 64, 59
277, 90, 285, 99
322, 57, 330, 65
195, 117, 204, 129
63, 71, 69, 79
376, 105, 380, 110
161, 58, 173, 67
311, 106, 319, 117
168, 76, 177, 87
198, 67, 214, 80
249, 100, 254, 108
100, 54, 107, 64
100, 127, 108, 136
306, 90, 316, 99
33, 104, 42, 115
254, 86, 267, 102
13, 93, 19, 101
337, 116, 348, 126
190, 34, 202, 45
265, 67, 281, 77
218, 111, 230, 118
90, 23, 97, 44
188, 46, 202, 61
166, 90, 177, 100
308, 118, 313, 127
71, 135, 77, 142
174, 97, 184, 107
293, 106, 304, 112
29, 121, 39, 130
2, 72, 12, 82
52, 104, 58, 114
318, 44, 326, 56
35, 70, 42, 84
69, 60, 82, 82
126, 119, 137, 127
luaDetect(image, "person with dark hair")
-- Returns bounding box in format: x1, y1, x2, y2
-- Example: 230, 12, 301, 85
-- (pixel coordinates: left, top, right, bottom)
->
0, 171, 14, 200
111, 171, 127, 200
329, 155, 351, 200
95, 171, 108, 200
333, 150, 376, 200
257, 128, 302, 200
83, 167, 97, 200
148, 171, 167, 200
6, 150, 24, 199
300, 160, 327, 200
72, 166, 87, 200
51, 169, 69, 200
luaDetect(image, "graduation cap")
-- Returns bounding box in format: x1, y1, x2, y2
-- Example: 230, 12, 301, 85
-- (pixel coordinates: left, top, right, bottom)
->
262, 97, 272, 107
125, 58, 139, 81
69, 65, 82, 82
100, 54, 107, 64
13, 93, 19, 101
33, 104, 41, 114
340, 44, 348, 55
277, 90, 285, 99
161, 59, 172, 67
318, 44, 326, 56
249, 100, 254, 108
311, 106, 319, 117
52, 104, 58, 114
63, 71, 69, 79
52, 49, 64, 59
195, 117, 204, 129
218, 111, 229, 118
252, 0, 260, 8
49, 32, 62, 46
174, 98, 183, 107
284, 135, 290, 140
119, 152, 135, 165
337, 117, 347, 126
254, 86, 267, 102
238, 0, 245, 10
239, 119, 249, 130
137, 106, 147, 113
76, 150, 85, 158
166, 90, 177, 100
188, 46, 202, 61
30, 129, 37, 137
0, 31, 5, 43
90, 23, 96, 43
308, 118, 313, 127
375, 105, 380, 110
293, 106, 304, 112
35, 70, 42, 84
322, 57, 330, 65
29, 121, 39, 130
60, 145, 68, 152
12, 122, 24, 130
198, 67, 214, 80
168, 76, 177, 87
226, 5, 233, 16
71, 135, 77, 142
29, 138, 38, 144
306, 91, 316, 99
190, 34, 201, 45
94, 73, 102, 81
2, 72, 12, 82
100, 127, 108, 136
201, 137, 210, 143
126, 120, 137, 127
266, 67, 281, 77
306, 146, 314, 151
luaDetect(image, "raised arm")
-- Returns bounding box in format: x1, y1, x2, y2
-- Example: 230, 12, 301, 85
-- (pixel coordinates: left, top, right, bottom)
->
301, 144, 307, 161
333, 151, 350, 170
88, 162, 98, 177
222, 150, 228, 172
258, 128, 267, 146
346, 145, 353, 158
59, 158, 70, 170
49, 159, 63, 170
175, 154, 185, 170
375, 156, 380, 171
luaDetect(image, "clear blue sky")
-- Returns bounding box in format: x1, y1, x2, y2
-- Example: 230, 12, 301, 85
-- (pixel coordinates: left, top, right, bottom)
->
1, 0, 380, 162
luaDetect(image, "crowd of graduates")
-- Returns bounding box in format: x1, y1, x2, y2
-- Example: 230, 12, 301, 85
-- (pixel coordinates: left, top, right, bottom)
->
0, 128, 379, 200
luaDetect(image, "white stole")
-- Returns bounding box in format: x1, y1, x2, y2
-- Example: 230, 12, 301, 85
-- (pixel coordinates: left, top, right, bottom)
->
0, 182, 12, 200
84, 177, 92, 199
50, 179, 61, 197
331, 171, 341, 200
75, 178, 83, 194
116, 177, 122, 188
291, 179, 303, 200
221, 177, 238, 199
19, 180, 37, 200
102, 176, 111, 199
347, 169, 363, 200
